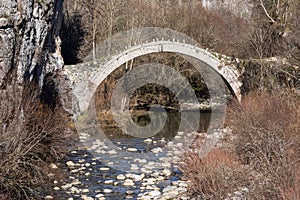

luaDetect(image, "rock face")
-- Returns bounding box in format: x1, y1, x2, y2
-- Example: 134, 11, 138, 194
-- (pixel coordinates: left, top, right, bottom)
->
0, 0, 64, 129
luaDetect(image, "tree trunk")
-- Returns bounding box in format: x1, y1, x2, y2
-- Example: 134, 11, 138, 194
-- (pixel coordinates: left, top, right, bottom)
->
0, 0, 64, 132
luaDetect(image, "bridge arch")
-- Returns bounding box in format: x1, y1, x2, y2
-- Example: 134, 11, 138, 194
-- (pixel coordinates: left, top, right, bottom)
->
66, 28, 243, 113
89, 40, 242, 101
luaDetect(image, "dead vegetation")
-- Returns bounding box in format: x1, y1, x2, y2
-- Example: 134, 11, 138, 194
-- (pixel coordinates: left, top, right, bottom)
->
0, 84, 71, 199
180, 90, 300, 199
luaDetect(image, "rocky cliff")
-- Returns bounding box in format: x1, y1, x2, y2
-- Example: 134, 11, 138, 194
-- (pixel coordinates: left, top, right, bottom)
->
0, 0, 64, 130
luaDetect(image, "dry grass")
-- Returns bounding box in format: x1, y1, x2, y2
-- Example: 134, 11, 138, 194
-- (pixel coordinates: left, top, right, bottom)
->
0, 85, 71, 199
180, 148, 244, 199
228, 91, 300, 199
181, 90, 300, 199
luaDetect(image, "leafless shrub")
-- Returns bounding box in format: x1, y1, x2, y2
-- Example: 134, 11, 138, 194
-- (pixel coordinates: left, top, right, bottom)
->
181, 91, 299, 199
0, 84, 71, 199
179, 148, 246, 199
227, 90, 300, 199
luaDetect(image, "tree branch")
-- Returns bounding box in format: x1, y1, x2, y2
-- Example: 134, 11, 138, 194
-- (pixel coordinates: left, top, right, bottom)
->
260, 0, 276, 23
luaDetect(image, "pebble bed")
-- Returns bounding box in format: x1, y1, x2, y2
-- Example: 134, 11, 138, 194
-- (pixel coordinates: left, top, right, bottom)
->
48, 131, 199, 200
46, 127, 249, 200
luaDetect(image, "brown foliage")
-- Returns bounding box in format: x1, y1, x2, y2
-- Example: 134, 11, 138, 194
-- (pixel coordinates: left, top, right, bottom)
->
181, 91, 300, 199
227, 91, 300, 199
0, 85, 71, 199
179, 148, 246, 199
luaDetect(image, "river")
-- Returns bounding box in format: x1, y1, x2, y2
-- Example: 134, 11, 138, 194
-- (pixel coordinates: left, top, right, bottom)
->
52, 111, 212, 199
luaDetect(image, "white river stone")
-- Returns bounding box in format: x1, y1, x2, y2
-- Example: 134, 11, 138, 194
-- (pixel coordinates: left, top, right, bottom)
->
148, 190, 161, 197
127, 147, 138, 152
123, 179, 135, 186
103, 189, 113, 194
66, 161, 75, 167
117, 174, 126, 180
144, 138, 152, 144
99, 167, 110, 171
104, 180, 114, 184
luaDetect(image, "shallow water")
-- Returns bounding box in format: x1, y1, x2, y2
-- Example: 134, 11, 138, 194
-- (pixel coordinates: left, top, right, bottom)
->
53, 111, 212, 199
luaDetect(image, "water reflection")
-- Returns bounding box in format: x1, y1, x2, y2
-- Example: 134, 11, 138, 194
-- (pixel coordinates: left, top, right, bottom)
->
128, 110, 211, 139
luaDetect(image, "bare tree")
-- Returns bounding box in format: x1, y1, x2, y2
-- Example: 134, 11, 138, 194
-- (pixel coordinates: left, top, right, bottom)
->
79, 0, 104, 61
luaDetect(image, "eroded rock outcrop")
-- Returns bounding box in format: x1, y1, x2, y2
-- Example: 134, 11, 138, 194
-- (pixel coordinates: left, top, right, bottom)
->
0, 0, 64, 130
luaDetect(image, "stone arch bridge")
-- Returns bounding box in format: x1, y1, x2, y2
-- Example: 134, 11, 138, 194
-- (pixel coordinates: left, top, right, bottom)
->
64, 39, 243, 112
